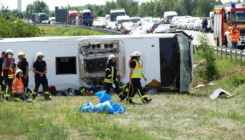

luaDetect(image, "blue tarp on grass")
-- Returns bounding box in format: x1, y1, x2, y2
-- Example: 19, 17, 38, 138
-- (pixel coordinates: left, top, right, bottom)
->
78, 91, 126, 114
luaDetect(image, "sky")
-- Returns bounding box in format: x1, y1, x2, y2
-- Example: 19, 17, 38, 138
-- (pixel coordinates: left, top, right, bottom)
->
0, 0, 239, 11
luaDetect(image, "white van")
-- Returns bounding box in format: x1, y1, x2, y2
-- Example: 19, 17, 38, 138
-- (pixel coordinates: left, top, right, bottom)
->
113, 16, 131, 31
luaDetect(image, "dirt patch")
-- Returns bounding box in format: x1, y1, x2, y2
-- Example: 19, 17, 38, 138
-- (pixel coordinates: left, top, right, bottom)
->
232, 69, 245, 75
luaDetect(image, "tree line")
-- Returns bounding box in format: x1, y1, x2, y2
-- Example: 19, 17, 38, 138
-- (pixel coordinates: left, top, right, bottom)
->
2, 0, 245, 20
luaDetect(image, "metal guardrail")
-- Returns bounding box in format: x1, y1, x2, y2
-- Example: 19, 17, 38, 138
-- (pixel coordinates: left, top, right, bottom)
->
193, 45, 245, 66
213, 46, 245, 66
38, 24, 122, 35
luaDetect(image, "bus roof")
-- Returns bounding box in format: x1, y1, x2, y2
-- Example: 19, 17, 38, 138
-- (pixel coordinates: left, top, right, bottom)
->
110, 9, 125, 13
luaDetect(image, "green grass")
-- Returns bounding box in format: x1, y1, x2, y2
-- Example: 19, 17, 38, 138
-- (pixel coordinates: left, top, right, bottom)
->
1, 54, 245, 139
38, 26, 110, 36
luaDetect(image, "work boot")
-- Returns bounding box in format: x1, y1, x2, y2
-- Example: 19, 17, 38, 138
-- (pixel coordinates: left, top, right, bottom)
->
126, 98, 135, 104
44, 94, 52, 100
32, 94, 37, 99
119, 95, 126, 101
144, 97, 152, 104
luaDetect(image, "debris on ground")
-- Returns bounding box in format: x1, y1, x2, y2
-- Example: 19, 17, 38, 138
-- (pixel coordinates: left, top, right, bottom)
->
210, 88, 235, 100
194, 85, 205, 89
148, 89, 157, 94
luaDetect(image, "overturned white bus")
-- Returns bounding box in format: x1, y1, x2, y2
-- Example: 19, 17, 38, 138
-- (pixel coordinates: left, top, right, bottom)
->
0, 32, 193, 92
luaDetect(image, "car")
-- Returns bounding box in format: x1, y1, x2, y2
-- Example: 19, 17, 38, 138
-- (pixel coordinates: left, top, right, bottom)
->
130, 17, 141, 23
28, 20, 33, 24
141, 22, 154, 33
176, 19, 183, 29
121, 22, 134, 34
130, 26, 148, 35
153, 24, 170, 34
98, 20, 108, 28
178, 19, 187, 30
193, 20, 202, 31
187, 18, 200, 30
113, 16, 131, 31
182, 18, 191, 30
171, 17, 181, 27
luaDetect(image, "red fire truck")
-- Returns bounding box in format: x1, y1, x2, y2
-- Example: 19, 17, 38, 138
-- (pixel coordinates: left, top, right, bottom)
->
67, 11, 78, 24
214, 3, 245, 48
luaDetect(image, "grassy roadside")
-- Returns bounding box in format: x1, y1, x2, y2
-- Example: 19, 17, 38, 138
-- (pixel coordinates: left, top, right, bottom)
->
1, 54, 245, 139
38, 26, 110, 36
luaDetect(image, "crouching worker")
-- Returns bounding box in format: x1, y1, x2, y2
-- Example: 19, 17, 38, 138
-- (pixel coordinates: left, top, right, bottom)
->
128, 51, 152, 103
104, 54, 126, 100
12, 69, 32, 102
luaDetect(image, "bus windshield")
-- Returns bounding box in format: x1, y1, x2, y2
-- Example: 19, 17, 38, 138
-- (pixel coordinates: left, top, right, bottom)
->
232, 10, 245, 23
110, 12, 126, 21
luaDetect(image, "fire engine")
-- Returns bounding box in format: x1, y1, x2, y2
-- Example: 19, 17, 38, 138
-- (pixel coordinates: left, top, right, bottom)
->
67, 11, 78, 24
214, 3, 245, 48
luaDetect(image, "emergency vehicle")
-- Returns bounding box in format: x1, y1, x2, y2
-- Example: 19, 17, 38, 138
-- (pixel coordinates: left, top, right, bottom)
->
214, 3, 245, 48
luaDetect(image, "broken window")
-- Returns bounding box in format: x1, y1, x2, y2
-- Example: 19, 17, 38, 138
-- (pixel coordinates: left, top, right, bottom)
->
56, 57, 77, 75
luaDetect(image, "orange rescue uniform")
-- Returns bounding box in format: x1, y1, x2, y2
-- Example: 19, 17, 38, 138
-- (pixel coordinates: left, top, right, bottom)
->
12, 77, 24, 94
230, 29, 240, 43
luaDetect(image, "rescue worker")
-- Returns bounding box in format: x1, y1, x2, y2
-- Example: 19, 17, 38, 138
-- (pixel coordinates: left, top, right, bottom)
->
230, 25, 240, 49
104, 54, 125, 100
32, 52, 51, 100
128, 51, 152, 103
202, 18, 208, 32
2, 49, 15, 100
0, 51, 6, 92
12, 69, 32, 102
17, 52, 29, 95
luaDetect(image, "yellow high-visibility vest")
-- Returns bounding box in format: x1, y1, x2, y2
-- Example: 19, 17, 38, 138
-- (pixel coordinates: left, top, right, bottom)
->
131, 60, 142, 79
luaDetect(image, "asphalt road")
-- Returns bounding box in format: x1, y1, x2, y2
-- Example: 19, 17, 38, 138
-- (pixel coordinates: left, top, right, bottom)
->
180, 30, 216, 46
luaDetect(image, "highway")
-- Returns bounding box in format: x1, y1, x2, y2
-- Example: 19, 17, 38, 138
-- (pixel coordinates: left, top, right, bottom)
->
178, 30, 215, 46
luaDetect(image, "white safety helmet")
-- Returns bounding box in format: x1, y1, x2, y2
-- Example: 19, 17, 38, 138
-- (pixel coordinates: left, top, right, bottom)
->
18, 52, 25, 58
36, 52, 45, 58
6, 49, 13, 54
15, 69, 23, 77
132, 51, 142, 57
108, 54, 116, 60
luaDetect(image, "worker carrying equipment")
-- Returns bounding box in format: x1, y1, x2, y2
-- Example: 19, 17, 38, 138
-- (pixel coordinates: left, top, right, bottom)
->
128, 51, 152, 104
32, 52, 51, 100
104, 54, 126, 100
1, 49, 15, 101
12, 69, 32, 102
17, 51, 30, 96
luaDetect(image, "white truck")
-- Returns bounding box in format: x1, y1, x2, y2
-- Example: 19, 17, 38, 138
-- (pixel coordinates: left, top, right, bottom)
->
0, 33, 193, 92
164, 11, 178, 21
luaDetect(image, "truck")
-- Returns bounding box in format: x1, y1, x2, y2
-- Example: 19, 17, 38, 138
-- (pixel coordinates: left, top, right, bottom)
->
110, 9, 126, 22
0, 33, 193, 93
214, 3, 245, 48
79, 9, 93, 26
32, 13, 48, 23
164, 11, 178, 21
67, 11, 78, 24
